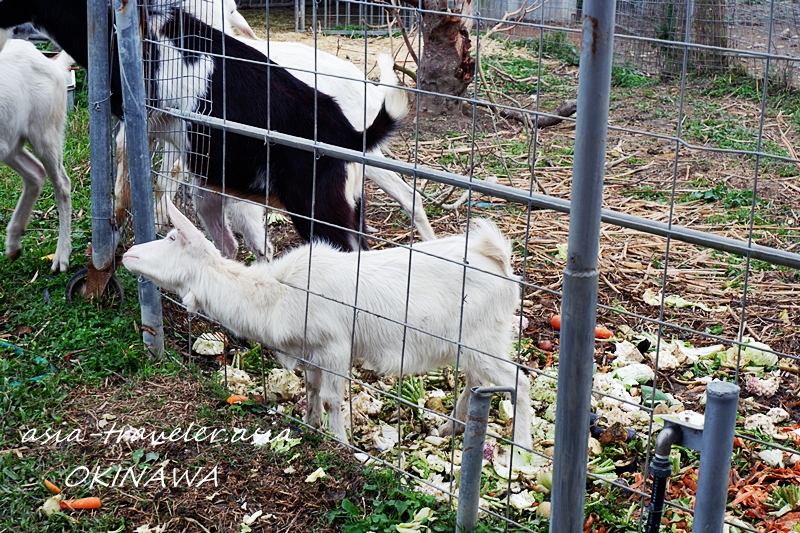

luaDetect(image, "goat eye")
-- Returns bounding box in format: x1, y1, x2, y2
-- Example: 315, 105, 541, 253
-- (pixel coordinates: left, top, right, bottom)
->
168, 234, 176, 241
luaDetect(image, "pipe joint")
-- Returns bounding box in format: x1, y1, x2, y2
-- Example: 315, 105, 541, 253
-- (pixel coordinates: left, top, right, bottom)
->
654, 426, 682, 457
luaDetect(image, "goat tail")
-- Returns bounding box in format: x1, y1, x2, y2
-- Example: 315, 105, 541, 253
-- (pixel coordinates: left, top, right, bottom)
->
0, 28, 9, 53
363, 56, 408, 151
376, 54, 399, 86
468, 218, 515, 278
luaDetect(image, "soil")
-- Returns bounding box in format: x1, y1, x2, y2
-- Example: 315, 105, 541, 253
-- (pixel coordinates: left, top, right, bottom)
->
48, 376, 366, 532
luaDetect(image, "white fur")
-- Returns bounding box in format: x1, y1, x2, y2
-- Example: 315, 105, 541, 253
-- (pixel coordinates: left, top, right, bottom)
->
154, 41, 215, 114
0, 38, 73, 273
122, 201, 532, 448
0, 29, 9, 51
184, 0, 258, 39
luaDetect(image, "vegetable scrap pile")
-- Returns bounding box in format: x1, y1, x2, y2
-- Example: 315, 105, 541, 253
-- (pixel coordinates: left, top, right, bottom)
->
196, 304, 798, 533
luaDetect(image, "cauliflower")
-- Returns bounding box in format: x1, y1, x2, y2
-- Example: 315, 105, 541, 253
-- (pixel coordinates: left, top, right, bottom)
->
745, 376, 781, 398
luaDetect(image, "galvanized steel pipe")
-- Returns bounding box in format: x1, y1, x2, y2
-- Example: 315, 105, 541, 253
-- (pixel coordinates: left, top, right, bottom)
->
693, 381, 740, 533
550, 3, 617, 533
457, 386, 516, 532
87, 0, 115, 271
113, 0, 164, 356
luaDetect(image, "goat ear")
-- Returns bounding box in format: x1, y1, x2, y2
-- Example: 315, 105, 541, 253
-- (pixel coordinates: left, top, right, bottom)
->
229, 10, 258, 39
166, 197, 198, 235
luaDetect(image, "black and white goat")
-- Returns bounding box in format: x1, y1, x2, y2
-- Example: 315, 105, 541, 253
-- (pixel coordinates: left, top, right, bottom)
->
0, 28, 73, 272
114, 0, 432, 258
0, 0, 407, 253
123, 199, 533, 448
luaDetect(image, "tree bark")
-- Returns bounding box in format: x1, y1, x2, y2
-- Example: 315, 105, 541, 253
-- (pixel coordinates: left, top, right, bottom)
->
417, 0, 475, 115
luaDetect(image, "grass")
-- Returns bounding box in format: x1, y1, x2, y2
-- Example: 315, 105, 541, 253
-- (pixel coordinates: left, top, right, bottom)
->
1, 64, 553, 533
611, 65, 657, 89
702, 68, 800, 131
681, 114, 792, 174
519, 31, 581, 67
681, 184, 758, 208
328, 467, 552, 533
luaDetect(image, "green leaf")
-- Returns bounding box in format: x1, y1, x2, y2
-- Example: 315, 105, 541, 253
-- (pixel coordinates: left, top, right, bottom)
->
2, 468, 19, 481
342, 498, 359, 516
640, 385, 670, 404
132, 448, 145, 464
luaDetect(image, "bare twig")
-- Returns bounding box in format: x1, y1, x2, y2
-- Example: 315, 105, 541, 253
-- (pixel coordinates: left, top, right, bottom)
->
393, 62, 417, 81
389, 0, 418, 66
483, 0, 546, 41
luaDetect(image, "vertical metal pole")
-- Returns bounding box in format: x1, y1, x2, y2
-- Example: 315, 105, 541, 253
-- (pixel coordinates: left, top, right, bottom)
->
693, 382, 739, 533
456, 386, 515, 533
113, 0, 164, 356
295, 0, 306, 32
87, 0, 115, 271
549, 3, 616, 533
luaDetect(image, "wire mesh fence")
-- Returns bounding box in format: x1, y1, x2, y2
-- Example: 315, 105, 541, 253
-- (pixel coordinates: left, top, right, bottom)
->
104, 0, 800, 531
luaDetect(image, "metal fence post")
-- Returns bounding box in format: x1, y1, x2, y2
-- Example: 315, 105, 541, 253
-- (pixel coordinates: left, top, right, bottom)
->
87, 0, 115, 272
113, 0, 164, 356
549, 3, 616, 533
693, 381, 740, 533
456, 386, 516, 533
295, 0, 305, 32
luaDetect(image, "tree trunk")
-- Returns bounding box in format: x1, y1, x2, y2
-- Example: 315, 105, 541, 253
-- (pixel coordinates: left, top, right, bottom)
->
418, 0, 475, 115
692, 0, 727, 71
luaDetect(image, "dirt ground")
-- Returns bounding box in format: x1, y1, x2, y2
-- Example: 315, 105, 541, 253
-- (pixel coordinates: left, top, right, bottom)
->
48, 375, 366, 532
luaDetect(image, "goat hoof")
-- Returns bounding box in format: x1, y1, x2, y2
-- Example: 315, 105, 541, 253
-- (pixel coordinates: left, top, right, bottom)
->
51, 261, 69, 274
7, 249, 21, 263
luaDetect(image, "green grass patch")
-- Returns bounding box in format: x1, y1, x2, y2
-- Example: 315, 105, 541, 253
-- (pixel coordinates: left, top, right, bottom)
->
622, 186, 670, 202
529, 31, 581, 67
681, 115, 796, 177
681, 184, 758, 208
481, 55, 542, 93
611, 65, 657, 88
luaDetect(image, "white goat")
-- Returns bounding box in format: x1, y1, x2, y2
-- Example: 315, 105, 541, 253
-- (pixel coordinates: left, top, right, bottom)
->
122, 200, 533, 449
0, 31, 73, 273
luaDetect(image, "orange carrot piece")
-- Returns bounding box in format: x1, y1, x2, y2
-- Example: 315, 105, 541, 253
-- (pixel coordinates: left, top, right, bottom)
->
594, 327, 613, 339
551, 315, 613, 339
44, 479, 62, 494
60, 497, 102, 510
226, 394, 248, 405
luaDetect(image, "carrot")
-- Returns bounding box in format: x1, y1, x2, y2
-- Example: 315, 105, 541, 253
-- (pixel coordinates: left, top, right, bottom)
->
44, 479, 61, 494
594, 327, 613, 339
226, 394, 249, 405
59, 497, 102, 510
550, 315, 613, 339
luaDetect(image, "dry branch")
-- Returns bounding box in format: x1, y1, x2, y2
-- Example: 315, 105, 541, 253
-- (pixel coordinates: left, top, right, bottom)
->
387, 0, 419, 66
483, 0, 545, 42
473, 99, 577, 130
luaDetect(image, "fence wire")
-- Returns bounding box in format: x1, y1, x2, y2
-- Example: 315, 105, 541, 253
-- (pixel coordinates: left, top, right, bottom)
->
110, 0, 800, 531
